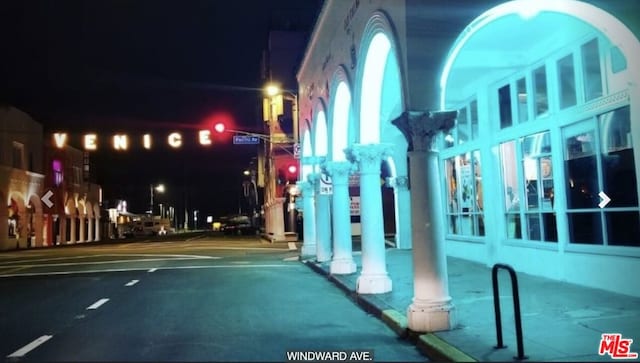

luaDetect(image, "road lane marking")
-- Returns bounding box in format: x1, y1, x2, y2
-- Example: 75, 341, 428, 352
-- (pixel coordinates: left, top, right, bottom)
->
283, 256, 299, 261
125, 279, 139, 286
7, 335, 53, 358
183, 246, 291, 251
0, 255, 221, 268
86, 298, 109, 310
0, 264, 300, 278
148, 268, 158, 273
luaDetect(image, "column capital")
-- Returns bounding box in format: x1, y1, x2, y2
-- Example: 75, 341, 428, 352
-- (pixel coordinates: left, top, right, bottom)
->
296, 180, 315, 195
387, 175, 410, 190
391, 110, 457, 152
323, 161, 356, 180
345, 143, 394, 167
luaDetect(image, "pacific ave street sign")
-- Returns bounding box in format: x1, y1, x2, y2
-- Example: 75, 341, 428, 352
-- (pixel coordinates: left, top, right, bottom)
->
233, 135, 260, 145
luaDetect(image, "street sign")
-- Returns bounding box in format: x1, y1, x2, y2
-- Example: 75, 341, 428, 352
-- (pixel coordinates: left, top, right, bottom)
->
319, 173, 333, 195
293, 142, 301, 159
41, 190, 54, 209
233, 135, 260, 145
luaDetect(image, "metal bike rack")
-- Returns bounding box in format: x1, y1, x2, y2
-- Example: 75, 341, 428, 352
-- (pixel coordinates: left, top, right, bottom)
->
492, 263, 528, 360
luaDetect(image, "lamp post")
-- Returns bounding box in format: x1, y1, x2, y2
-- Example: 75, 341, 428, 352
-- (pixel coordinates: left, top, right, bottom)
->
149, 183, 165, 216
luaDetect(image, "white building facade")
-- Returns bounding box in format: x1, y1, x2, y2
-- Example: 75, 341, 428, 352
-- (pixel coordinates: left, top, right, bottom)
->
296, 0, 640, 329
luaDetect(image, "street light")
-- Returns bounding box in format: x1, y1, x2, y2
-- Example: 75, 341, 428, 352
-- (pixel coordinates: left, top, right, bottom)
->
263, 82, 298, 144
149, 183, 165, 216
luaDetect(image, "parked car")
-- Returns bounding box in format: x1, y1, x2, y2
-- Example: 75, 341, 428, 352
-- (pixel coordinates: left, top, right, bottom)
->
221, 215, 257, 235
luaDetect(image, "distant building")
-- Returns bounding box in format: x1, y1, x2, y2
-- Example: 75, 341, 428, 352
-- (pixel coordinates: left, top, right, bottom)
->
0, 105, 45, 249
43, 141, 103, 246
260, 30, 308, 242
0, 105, 103, 250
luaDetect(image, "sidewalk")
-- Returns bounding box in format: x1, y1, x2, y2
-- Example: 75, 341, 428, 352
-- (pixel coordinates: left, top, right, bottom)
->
303, 248, 640, 362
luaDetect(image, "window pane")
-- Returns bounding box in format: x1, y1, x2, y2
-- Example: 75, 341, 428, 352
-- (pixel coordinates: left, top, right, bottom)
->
507, 213, 522, 239
599, 106, 637, 207
542, 212, 558, 242
606, 212, 640, 246
534, 66, 548, 116
568, 212, 603, 244
558, 54, 577, 109
500, 141, 520, 211
582, 38, 603, 101
458, 107, 468, 144
445, 158, 458, 213
517, 77, 528, 123
526, 213, 541, 240
499, 84, 512, 128
470, 100, 479, 139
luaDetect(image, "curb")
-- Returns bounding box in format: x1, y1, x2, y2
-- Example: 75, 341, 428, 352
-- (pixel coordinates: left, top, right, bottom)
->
302, 260, 478, 363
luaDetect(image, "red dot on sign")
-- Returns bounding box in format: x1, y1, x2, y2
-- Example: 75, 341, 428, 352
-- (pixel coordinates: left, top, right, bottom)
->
288, 165, 297, 174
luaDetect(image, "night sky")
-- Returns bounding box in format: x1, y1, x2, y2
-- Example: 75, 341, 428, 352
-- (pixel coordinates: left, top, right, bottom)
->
1, 0, 321, 221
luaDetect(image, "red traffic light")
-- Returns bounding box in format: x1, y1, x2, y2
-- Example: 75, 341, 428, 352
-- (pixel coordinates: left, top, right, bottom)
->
287, 164, 297, 175
213, 123, 226, 133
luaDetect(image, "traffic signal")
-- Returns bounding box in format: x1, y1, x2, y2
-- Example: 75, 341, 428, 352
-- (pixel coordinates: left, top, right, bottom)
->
277, 163, 298, 185
213, 122, 226, 134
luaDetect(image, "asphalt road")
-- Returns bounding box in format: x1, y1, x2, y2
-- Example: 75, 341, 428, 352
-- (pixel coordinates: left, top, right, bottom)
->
0, 233, 426, 362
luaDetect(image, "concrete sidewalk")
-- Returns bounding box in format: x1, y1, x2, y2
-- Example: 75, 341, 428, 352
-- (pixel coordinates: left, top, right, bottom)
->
303, 248, 640, 362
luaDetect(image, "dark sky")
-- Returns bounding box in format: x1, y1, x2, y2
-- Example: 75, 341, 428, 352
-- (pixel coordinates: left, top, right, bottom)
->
1, 0, 321, 221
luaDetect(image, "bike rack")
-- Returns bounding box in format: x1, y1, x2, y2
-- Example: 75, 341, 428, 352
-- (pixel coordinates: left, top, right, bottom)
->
492, 263, 528, 360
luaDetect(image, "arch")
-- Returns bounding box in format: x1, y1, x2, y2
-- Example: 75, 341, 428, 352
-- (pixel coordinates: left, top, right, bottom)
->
301, 128, 314, 181
355, 11, 406, 145
313, 100, 329, 173
328, 66, 355, 162
440, 0, 640, 109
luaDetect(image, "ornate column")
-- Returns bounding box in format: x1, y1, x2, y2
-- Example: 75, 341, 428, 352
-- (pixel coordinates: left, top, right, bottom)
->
392, 110, 457, 332
387, 176, 412, 249
297, 180, 317, 257
34, 211, 44, 247
94, 217, 101, 241
79, 216, 86, 242
325, 161, 357, 274
69, 216, 76, 244
87, 217, 94, 242
347, 143, 394, 294
309, 171, 332, 262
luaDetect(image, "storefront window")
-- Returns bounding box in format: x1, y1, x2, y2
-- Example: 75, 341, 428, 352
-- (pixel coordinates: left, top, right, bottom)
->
500, 141, 521, 238
444, 97, 478, 148
499, 84, 512, 129
445, 151, 484, 236
500, 131, 557, 242
563, 106, 639, 247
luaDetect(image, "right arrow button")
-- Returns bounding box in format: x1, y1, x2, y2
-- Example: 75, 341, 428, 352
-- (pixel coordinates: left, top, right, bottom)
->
598, 191, 611, 208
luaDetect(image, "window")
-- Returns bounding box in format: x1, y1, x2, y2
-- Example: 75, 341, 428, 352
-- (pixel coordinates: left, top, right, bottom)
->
582, 38, 603, 102
563, 106, 638, 247
557, 54, 577, 109
516, 77, 528, 123
533, 66, 548, 116
52, 160, 63, 186
500, 131, 557, 242
499, 84, 512, 129
12, 142, 24, 169
445, 151, 484, 237
444, 97, 479, 148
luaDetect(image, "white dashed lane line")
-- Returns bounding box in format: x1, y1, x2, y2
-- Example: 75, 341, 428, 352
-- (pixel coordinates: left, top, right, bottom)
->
148, 268, 158, 273
86, 298, 110, 310
125, 279, 139, 286
7, 335, 53, 358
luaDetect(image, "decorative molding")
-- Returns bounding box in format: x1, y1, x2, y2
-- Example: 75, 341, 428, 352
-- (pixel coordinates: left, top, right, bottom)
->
391, 110, 457, 151
578, 89, 629, 115
387, 175, 409, 190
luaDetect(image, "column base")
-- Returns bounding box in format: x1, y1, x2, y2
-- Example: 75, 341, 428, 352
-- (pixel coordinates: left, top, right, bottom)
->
356, 273, 392, 294
407, 299, 456, 332
301, 243, 317, 258
330, 258, 357, 275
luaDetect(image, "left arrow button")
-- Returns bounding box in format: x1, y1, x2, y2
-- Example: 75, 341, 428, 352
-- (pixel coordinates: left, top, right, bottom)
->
41, 190, 54, 208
